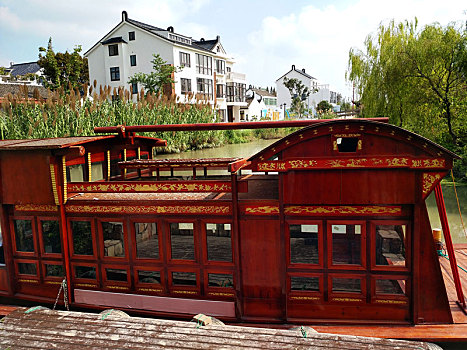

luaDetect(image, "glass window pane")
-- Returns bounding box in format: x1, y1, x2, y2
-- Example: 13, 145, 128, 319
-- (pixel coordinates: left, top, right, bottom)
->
290, 224, 319, 264
91, 162, 104, 181
172, 271, 196, 286
332, 224, 362, 265
66, 164, 85, 182
291, 276, 319, 291
42, 220, 61, 254
206, 223, 232, 261
376, 279, 406, 295
18, 262, 36, 275
75, 265, 96, 279
14, 219, 34, 252
135, 223, 159, 259
332, 277, 361, 293
102, 222, 124, 257
208, 273, 233, 288
170, 223, 194, 260
137, 270, 161, 284
105, 268, 127, 282
71, 221, 93, 256
45, 264, 64, 277
376, 225, 406, 267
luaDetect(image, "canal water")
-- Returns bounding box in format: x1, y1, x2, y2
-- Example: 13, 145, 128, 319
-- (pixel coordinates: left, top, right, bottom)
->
156, 139, 467, 244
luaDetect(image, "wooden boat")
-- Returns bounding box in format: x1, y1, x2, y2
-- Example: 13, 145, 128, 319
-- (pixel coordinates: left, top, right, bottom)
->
0, 118, 466, 342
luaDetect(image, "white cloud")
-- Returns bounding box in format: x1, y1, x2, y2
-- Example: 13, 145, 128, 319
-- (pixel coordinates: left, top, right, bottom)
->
242, 0, 466, 98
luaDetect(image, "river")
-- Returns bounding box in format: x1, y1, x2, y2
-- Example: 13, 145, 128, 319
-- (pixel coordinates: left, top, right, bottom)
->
156, 139, 467, 244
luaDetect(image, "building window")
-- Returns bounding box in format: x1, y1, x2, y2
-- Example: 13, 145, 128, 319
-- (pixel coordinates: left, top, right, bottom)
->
196, 53, 212, 75
196, 78, 213, 99
215, 59, 225, 74
108, 44, 118, 56
226, 82, 246, 102
289, 224, 319, 264
41, 220, 61, 254
216, 84, 225, 98
129, 31, 135, 41
130, 55, 137, 67
226, 67, 231, 73
170, 223, 195, 260
135, 222, 159, 259
102, 221, 125, 258
206, 223, 232, 262
71, 221, 93, 256
131, 82, 138, 95
110, 67, 120, 81
179, 52, 191, 68
13, 219, 34, 252
180, 78, 191, 94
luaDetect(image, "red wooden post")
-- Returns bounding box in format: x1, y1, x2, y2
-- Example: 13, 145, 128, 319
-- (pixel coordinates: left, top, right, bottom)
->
434, 183, 466, 309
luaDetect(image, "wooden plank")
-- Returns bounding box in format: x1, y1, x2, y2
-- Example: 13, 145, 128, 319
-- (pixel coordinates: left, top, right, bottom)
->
0, 305, 17, 316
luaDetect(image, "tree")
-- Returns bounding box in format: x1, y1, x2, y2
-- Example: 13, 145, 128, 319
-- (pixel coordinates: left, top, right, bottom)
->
283, 77, 312, 118
38, 37, 89, 91
347, 19, 467, 179
128, 54, 179, 95
317, 100, 333, 113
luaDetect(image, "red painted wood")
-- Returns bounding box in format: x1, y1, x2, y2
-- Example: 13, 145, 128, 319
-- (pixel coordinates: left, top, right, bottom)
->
73, 289, 236, 317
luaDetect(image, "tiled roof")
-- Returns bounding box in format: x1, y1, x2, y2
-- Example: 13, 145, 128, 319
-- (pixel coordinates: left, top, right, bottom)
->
192, 38, 218, 51
252, 88, 276, 98
101, 36, 127, 45
8, 62, 41, 76
276, 66, 316, 82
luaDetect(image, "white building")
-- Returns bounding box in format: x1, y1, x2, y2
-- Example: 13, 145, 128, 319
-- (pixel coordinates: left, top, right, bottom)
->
276, 64, 339, 116
84, 11, 247, 122
243, 88, 281, 121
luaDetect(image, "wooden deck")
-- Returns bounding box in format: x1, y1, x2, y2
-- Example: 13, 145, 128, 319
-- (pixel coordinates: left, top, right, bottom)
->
0, 307, 438, 349
312, 245, 467, 342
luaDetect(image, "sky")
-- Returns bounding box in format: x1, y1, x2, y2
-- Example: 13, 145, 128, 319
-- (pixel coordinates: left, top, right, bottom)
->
0, 0, 465, 99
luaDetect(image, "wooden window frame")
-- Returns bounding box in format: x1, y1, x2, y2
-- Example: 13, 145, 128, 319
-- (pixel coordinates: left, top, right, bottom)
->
15, 259, 40, 279
328, 274, 366, 303
166, 219, 198, 265
286, 220, 323, 268
168, 267, 200, 296
97, 218, 128, 262
102, 263, 131, 292
134, 266, 165, 294
204, 268, 235, 299
202, 220, 234, 267
41, 260, 65, 284
68, 218, 97, 261
11, 216, 37, 258
72, 262, 99, 288
131, 219, 163, 263
38, 217, 62, 259
327, 220, 366, 271
288, 272, 323, 301
370, 220, 411, 272
371, 274, 410, 305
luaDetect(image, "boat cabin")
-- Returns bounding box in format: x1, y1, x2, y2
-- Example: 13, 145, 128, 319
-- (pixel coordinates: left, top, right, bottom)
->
0, 119, 460, 325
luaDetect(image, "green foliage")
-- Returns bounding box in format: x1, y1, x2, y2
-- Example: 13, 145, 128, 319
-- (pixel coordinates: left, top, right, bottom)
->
283, 77, 312, 118
128, 54, 179, 95
38, 37, 89, 91
347, 19, 467, 180
317, 100, 333, 113
0, 67, 6, 75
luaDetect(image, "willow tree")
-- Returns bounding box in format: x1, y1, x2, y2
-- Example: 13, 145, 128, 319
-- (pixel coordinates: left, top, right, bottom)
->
347, 20, 466, 147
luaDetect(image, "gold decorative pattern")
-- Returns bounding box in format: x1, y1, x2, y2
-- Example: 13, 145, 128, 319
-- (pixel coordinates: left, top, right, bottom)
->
107, 150, 111, 179
422, 173, 441, 196
290, 296, 321, 301
137, 288, 163, 293
385, 158, 408, 167
331, 297, 363, 303
285, 205, 402, 216
88, 152, 92, 182
45, 280, 63, 285
49, 164, 60, 206
288, 159, 317, 169
374, 299, 407, 305
68, 182, 233, 193
244, 206, 280, 215
62, 155, 67, 204
15, 204, 58, 212
18, 279, 39, 283
75, 283, 98, 288
107, 285, 128, 290
173, 290, 197, 295
208, 292, 235, 297
257, 162, 286, 172
66, 204, 231, 215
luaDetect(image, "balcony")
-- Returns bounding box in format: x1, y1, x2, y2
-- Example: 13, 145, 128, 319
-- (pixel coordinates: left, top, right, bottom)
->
226, 72, 246, 81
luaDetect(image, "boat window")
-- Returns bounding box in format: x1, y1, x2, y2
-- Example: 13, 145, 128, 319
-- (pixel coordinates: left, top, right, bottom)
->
332, 224, 362, 265
45, 264, 64, 278
375, 225, 406, 267
110, 158, 122, 177
41, 220, 61, 254
290, 276, 319, 291
206, 223, 232, 262
102, 221, 125, 258
289, 224, 319, 264
14, 219, 34, 252
66, 164, 85, 182
332, 277, 361, 293
170, 223, 194, 260
135, 223, 159, 259
137, 270, 161, 284
336, 137, 359, 152
75, 265, 96, 279
172, 271, 196, 286
208, 273, 233, 288
105, 268, 128, 282
17, 262, 37, 275
91, 161, 105, 181
375, 278, 406, 295
71, 221, 94, 256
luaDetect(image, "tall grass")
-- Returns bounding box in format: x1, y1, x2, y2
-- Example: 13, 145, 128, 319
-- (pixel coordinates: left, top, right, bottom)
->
0, 85, 295, 153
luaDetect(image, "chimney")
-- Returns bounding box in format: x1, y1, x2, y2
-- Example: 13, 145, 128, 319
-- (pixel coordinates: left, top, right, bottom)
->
302, 68, 306, 73
292, 64, 295, 70
10, 62, 14, 67
122, 11, 128, 21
